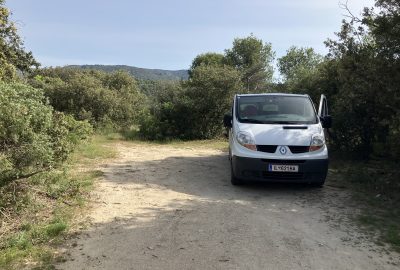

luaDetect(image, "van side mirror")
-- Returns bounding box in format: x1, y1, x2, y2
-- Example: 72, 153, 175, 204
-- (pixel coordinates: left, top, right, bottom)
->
320, 115, 332, 129
223, 114, 232, 128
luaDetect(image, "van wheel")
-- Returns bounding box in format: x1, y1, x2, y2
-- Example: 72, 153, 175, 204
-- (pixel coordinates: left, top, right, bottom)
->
230, 162, 242, 185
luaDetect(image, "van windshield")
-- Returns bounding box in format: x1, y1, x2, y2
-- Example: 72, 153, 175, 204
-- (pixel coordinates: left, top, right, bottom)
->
236, 95, 318, 124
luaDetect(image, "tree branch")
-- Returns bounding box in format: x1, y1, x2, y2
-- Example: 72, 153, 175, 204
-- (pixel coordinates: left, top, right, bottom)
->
339, 0, 363, 23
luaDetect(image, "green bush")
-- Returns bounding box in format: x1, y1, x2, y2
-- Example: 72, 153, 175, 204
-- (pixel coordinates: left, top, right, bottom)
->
183, 65, 243, 138
138, 88, 192, 140
30, 68, 147, 130
0, 82, 92, 185
50, 112, 93, 162
138, 65, 242, 140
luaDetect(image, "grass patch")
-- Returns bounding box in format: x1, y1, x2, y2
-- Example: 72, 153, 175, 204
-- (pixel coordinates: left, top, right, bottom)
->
71, 135, 117, 162
120, 129, 228, 151
0, 135, 115, 269
330, 153, 400, 252
120, 127, 229, 151
0, 216, 68, 269
121, 127, 139, 141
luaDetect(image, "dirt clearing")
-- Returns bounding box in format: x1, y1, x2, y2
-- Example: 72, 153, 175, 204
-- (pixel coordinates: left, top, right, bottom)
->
59, 142, 399, 270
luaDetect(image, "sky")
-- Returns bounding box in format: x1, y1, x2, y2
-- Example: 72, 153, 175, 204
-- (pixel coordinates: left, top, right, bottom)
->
7, 0, 374, 70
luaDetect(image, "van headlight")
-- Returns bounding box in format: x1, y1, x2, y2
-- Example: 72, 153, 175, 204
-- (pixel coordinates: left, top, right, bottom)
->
236, 131, 257, 151
309, 134, 325, 152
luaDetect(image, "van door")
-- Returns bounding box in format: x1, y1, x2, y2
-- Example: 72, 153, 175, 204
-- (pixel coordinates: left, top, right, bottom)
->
318, 94, 328, 117
318, 94, 332, 130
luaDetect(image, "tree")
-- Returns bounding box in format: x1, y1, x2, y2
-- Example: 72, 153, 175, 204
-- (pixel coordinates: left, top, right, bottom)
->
139, 65, 243, 140
278, 46, 323, 82
322, 0, 400, 158
188, 52, 225, 78
184, 65, 243, 138
225, 34, 275, 92
365, 0, 400, 159
0, 0, 39, 80
137, 79, 182, 99
364, 0, 400, 60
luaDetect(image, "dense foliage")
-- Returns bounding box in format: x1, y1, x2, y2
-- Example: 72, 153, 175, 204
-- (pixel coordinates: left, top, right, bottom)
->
0, 83, 92, 185
276, 0, 400, 159
139, 65, 242, 140
188, 53, 226, 78
278, 47, 323, 84
30, 68, 146, 130
138, 79, 181, 98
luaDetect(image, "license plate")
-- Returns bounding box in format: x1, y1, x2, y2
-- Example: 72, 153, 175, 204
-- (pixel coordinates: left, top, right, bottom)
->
268, 164, 299, 172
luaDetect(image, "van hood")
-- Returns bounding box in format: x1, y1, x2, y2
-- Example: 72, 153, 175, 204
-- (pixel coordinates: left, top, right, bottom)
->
238, 123, 322, 146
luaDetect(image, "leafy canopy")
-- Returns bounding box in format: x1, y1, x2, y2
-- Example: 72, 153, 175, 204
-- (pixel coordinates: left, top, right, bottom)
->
278, 46, 323, 82
225, 34, 275, 92
188, 52, 226, 78
0, 0, 39, 81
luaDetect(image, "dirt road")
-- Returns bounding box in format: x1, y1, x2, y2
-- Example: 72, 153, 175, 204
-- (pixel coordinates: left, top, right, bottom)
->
59, 142, 399, 270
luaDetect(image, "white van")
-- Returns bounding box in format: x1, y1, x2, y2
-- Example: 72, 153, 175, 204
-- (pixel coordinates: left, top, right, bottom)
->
223, 93, 331, 186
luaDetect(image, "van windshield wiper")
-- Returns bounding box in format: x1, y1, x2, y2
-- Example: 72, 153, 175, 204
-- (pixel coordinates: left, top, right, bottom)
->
240, 119, 265, 124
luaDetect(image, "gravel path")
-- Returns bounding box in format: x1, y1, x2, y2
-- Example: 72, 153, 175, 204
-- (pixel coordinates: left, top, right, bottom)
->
59, 142, 399, 270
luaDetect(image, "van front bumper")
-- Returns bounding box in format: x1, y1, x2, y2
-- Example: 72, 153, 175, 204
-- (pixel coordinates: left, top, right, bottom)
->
232, 156, 328, 183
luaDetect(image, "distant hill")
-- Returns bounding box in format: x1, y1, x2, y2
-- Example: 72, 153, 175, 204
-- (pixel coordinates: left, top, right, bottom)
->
67, 65, 189, 81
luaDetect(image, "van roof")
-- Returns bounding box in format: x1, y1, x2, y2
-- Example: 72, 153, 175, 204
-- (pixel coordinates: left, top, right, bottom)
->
236, 93, 309, 97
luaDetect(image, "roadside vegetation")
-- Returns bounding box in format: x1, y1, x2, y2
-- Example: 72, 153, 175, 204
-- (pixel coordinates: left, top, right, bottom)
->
0, 135, 116, 269
330, 155, 400, 252
0, 0, 399, 266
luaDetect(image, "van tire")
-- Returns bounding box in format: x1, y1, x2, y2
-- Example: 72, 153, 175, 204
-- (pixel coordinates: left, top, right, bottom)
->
230, 162, 242, 185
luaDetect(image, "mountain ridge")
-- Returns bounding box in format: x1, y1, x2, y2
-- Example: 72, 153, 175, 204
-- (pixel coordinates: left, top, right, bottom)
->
67, 64, 189, 81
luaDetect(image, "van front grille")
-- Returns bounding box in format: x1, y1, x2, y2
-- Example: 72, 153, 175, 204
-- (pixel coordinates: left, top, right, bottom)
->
257, 145, 310, 154
257, 145, 277, 153
288, 146, 309, 154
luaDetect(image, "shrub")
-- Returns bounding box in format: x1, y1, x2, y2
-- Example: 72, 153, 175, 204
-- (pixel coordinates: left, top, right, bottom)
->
138, 65, 243, 140
30, 68, 146, 130
137, 83, 190, 140
0, 82, 92, 185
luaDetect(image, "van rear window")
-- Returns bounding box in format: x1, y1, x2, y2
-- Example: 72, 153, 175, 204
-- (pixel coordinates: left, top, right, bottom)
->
236, 95, 318, 124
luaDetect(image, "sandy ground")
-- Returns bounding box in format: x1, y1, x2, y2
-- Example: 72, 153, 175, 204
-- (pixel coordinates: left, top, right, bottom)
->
59, 142, 399, 270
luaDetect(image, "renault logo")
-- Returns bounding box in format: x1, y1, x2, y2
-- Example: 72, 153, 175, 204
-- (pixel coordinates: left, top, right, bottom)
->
279, 146, 287, 155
